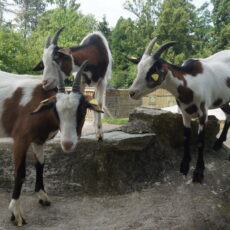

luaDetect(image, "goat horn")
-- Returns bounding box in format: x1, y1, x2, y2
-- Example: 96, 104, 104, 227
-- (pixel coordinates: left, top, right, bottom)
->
45, 35, 51, 48
144, 37, 157, 55
52, 27, 65, 46
72, 60, 89, 93
153, 41, 177, 60
57, 66, 66, 93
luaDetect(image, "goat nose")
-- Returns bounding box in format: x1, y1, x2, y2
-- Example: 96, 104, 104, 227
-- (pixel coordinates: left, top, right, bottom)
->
129, 90, 136, 98
62, 141, 73, 151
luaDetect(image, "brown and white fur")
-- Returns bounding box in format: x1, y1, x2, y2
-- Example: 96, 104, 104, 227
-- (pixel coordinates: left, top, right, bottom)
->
33, 28, 113, 140
129, 37, 230, 183
1, 61, 102, 226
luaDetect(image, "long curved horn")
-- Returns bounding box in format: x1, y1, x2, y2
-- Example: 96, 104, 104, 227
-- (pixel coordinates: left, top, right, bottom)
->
52, 27, 65, 46
72, 60, 89, 93
45, 35, 51, 48
144, 37, 157, 55
153, 41, 177, 60
57, 67, 66, 93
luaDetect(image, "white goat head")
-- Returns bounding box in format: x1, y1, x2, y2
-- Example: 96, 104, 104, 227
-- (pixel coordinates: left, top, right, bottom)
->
129, 38, 176, 100
32, 60, 103, 152
33, 27, 73, 90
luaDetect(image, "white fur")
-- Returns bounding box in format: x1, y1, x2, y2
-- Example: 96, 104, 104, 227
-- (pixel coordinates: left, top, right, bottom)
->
42, 44, 63, 90
32, 143, 44, 164
0, 72, 41, 137
36, 190, 50, 203
130, 49, 230, 124
56, 92, 81, 152
130, 56, 156, 99
80, 31, 113, 82
9, 199, 24, 226
42, 32, 113, 140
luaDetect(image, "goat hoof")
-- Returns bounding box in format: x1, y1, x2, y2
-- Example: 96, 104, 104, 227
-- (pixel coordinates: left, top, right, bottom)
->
97, 135, 103, 142
39, 199, 51, 206
11, 213, 15, 221
180, 160, 190, 175
213, 141, 222, 151
11, 213, 27, 226
192, 169, 204, 183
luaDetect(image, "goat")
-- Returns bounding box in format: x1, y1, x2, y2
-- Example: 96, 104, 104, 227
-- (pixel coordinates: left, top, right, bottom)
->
128, 37, 230, 183
33, 28, 113, 141
0, 61, 102, 226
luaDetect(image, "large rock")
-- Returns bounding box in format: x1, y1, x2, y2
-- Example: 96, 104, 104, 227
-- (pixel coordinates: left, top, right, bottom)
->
0, 107, 223, 196
125, 107, 220, 148
0, 132, 175, 195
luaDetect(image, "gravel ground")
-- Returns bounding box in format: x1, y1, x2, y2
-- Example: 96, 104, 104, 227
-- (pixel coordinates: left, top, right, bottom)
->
1, 123, 230, 229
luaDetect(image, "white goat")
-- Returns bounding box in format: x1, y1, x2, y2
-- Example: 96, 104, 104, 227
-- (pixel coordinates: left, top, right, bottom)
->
33, 28, 113, 140
0, 61, 102, 226
129, 37, 230, 183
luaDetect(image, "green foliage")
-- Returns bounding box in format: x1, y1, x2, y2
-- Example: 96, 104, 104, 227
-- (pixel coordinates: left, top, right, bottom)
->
27, 6, 98, 73
102, 118, 129, 125
0, 26, 34, 73
0, 0, 228, 90
13, 0, 47, 38
211, 0, 230, 51
98, 15, 111, 42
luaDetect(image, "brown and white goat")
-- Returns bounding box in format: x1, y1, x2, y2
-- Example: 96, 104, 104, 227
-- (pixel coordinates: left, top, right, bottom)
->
129, 38, 230, 183
0, 61, 102, 226
33, 28, 113, 140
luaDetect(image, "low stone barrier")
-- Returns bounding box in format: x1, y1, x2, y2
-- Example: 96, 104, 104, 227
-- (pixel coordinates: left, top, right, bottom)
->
0, 108, 221, 195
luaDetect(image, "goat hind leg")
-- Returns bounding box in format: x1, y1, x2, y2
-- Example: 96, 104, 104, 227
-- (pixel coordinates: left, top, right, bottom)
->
213, 104, 230, 150
180, 115, 191, 175
94, 81, 106, 141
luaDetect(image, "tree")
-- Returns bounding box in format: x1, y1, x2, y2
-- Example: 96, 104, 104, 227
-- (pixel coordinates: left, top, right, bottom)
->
13, 0, 47, 38
155, 0, 197, 64
211, 0, 230, 50
26, 6, 97, 78
48, 0, 80, 10
0, 26, 32, 73
124, 0, 161, 45
193, 2, 213, 57
98, 15, 111, 43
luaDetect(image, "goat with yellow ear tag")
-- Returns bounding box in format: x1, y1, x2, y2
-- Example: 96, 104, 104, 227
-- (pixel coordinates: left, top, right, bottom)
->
151, 73, 159, 81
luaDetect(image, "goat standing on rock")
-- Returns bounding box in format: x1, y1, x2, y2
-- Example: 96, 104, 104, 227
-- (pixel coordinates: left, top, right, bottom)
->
33, 27, 113, 140
129, 37, 230, 183
0, 61, 102, 226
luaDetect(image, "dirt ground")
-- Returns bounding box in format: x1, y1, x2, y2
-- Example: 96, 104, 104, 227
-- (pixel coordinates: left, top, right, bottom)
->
1, 123, 230, 230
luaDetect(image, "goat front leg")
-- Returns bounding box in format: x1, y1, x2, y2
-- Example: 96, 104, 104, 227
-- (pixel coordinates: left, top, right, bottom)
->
9, 140, 29, 226
94, 81, 106, 141
32, 143, 51, 206
193, 109, 207, 183
180, 114, 191, 175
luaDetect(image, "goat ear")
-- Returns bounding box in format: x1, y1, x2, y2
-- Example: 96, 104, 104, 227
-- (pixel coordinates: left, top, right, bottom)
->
31, 96, 57, 115
58, 48, 71, 56
126, 56, 141, 64
85, 96, 104, 113
32, 61, 44, 71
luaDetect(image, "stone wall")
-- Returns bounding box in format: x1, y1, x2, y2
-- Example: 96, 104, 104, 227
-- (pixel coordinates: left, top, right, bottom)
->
0, 107, 222, 195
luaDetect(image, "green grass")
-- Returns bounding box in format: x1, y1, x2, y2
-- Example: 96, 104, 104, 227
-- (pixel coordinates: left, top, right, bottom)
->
102, 118, 129, 125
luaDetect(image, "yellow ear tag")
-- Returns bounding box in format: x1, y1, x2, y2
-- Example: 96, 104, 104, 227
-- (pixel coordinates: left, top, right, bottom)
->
89, 99, 99, 105
41, 99, 49, 104
151, 74, 159, 81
